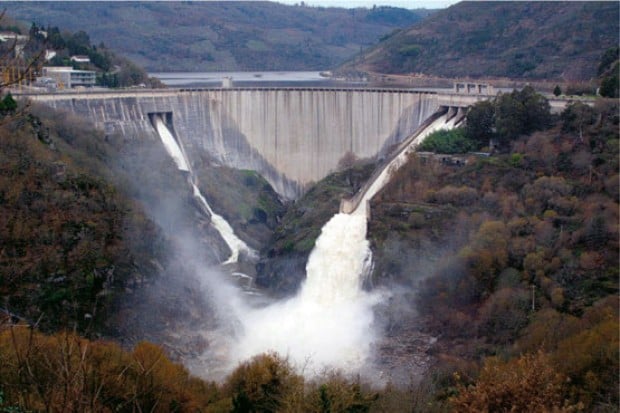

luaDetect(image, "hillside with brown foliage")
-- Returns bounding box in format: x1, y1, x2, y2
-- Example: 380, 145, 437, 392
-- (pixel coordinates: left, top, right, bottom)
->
368, 96, 619, 410
0, 105, 171, 333
0, 92, 617, 412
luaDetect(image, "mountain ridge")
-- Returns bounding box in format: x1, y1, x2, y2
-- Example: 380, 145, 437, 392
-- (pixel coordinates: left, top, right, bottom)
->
338, 1, 619, 81
5, 1, 430, 72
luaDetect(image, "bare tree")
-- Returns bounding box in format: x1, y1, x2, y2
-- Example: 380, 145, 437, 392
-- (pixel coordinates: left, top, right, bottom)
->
0, 10, 46, 92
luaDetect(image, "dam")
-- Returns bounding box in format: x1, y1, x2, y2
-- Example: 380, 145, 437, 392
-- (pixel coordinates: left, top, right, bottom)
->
27, 87, 473, 199
20, 85, 578, 378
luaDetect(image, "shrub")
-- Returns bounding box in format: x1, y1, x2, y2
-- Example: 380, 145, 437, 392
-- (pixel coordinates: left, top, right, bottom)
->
0, 328, 218, 412
431, 185, 478, 206
418, 128, 476, 154
451, 351, 577, 412
223, 353, 304, 412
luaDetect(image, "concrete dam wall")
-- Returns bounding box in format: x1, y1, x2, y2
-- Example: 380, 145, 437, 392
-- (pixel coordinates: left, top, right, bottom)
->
32, 89, 441, 199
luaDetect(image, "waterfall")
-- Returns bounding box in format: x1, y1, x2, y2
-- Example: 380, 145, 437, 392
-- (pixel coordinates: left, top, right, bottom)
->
153, 115, 255, 264
233, 110, 456, 376
233, 212, 381, 376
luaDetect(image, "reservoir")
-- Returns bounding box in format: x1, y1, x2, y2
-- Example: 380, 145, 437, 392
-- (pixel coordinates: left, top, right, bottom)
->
149, 71, 354, 88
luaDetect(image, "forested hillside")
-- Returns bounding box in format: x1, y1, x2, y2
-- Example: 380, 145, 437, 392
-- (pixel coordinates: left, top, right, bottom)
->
368, 95, 619, 410
0, 15, 160, 88
0, 101, 171, 333
339, 1, 619, 81
6, 1, 429, 72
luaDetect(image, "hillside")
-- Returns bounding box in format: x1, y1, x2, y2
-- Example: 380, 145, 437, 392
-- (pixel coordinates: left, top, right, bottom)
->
367, 96, 619, 409
6, 1, 429, 72
0, 103, 170, 333
239, 90, 619, 410
339, 1, 619, 81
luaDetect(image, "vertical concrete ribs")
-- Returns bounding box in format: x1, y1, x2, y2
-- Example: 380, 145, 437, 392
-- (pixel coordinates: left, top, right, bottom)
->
26, 89, 479, 200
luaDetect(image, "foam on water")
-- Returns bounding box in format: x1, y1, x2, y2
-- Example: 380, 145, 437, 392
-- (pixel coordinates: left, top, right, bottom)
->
232, 212, 381, 375
229, 111, 455, 376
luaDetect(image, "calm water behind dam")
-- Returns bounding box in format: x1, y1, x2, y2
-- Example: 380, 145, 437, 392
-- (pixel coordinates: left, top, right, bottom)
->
150, 71, 355, 88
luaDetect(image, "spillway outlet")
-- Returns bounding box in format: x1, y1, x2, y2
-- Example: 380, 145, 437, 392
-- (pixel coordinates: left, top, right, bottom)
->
148, 112, 175, 133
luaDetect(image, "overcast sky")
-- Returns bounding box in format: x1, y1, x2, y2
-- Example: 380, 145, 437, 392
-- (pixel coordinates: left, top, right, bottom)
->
275, 0, 457, 9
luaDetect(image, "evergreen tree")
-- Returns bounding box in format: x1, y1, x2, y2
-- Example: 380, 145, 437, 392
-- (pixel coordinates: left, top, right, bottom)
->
494, 86, 551, 145
0, 93, 16, 112
464, 100, 496, 147
599, 62, 619, 98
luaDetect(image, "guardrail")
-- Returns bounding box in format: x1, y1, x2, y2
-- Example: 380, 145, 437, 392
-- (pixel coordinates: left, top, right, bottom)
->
13, 86, 443, 98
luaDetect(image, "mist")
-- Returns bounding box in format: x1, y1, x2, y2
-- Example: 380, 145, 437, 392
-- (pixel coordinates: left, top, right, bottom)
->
230, 212, 386, 377
103, 107, 458, 384
150, 118, 388, 379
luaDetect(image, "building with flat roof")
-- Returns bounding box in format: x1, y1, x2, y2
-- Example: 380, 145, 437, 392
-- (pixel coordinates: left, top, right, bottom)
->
42, 66, 96, 88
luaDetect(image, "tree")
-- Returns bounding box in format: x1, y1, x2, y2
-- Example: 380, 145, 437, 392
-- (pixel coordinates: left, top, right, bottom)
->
0, 12, 45, 121
47, 26, 65, 49
418, 128, 476, 153
66, 30, 90, 56
494, 86, 551, 146
464, 100, 495, 148
561, 101, 596, 141
597, 46, 619, 76
553, 84, 562, 96
0, 93, 16, 112
305, 372, 377, 413
599, 62, 619, 98
224, 353, 304, 412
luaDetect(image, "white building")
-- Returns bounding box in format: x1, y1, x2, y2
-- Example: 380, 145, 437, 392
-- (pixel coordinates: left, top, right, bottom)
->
42, 66, 96, 88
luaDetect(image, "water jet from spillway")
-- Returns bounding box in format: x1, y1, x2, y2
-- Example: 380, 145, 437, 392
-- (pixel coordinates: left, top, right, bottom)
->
231, 212, 383, 376
153, 115, 255, 264
151, 106, 460, 379
230, 109, 458, 377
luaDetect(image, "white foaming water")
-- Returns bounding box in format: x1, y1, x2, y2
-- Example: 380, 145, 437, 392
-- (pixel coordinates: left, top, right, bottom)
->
233, 211, 381, 375
153, 115, 255, 263
154, 116, 190, 172
229, 112, 455, 376
191, 182, 256, 264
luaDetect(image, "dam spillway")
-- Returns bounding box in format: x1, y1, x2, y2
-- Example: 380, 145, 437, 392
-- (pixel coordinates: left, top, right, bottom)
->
29, 88, 443, 199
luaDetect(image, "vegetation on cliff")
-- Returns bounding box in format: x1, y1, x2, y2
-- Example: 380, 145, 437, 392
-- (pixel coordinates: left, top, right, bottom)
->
420, 85, 554, 154
0, 103, 171, 333
340, 2, 619, 82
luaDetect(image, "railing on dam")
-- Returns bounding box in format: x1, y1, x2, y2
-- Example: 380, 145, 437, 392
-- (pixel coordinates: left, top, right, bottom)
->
15, 86, 442, 100
13, 85, 591, 114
